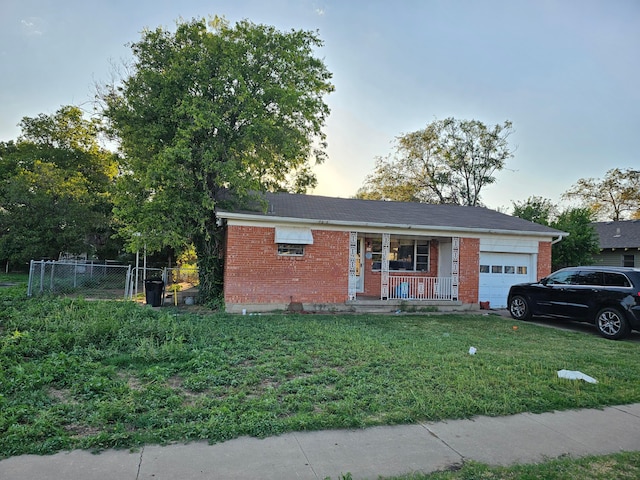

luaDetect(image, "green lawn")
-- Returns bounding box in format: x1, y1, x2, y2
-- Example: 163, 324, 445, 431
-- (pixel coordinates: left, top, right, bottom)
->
1, 281, 639, 460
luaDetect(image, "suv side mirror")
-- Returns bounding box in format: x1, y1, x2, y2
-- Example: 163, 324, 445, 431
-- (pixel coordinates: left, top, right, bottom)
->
540, 277, 549, 285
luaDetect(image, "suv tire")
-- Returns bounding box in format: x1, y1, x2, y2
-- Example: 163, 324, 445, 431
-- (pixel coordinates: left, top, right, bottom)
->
595, 307, 630, 340
509, 295, 531, 321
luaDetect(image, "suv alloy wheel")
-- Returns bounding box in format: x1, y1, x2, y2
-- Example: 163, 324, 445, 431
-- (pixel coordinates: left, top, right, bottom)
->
596, 307, 631, 340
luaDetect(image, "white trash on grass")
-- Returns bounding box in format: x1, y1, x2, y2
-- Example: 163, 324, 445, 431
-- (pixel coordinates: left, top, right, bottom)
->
468, 346, 477, 355
557, 369, 598, 384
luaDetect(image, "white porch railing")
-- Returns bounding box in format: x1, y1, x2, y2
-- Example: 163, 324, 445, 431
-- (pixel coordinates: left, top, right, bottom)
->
387, 276, 453, 300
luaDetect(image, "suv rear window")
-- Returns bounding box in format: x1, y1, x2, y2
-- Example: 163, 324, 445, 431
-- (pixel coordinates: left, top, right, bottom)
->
575, 271, 603, 285
604, 272, 631, 287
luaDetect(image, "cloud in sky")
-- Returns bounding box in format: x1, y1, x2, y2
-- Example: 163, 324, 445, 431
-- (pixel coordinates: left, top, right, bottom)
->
20, 17, 44, 36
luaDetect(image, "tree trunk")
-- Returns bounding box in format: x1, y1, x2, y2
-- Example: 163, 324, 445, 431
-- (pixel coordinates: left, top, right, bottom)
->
193, 222, 225, 307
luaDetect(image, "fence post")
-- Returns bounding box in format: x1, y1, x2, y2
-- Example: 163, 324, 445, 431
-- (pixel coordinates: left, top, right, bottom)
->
49, 261, 55, 293
124, 265, 132, 300
39, 260, 45, 293
27, 260, 34, 296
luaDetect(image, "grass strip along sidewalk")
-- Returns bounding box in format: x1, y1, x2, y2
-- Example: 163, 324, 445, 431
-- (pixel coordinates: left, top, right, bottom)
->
381, 451, 640, 480
1, 281, 639, 461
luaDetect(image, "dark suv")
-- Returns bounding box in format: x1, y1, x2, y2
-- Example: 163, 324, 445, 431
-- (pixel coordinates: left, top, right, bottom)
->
508, 266, 640, 340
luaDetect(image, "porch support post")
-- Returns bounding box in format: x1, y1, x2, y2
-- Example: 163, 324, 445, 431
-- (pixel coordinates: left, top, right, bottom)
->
381, 233, 390, 300
348, 232, 358, 300
451, 236, 459, 301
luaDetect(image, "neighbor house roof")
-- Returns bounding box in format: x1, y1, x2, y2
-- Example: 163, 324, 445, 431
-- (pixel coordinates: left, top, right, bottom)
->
593, 220, 640, 250
216, 192, 566, 238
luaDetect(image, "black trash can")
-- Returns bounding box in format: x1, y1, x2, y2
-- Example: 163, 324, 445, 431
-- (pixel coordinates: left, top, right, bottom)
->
145, 279, 164, 307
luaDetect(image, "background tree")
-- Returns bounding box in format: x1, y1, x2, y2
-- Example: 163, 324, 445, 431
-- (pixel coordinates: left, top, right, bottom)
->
511, 196, 557, 226
0, 106, 119, 269
549, 208, 600, 270
356, 118, 513, 206
511, 198, 599, 270
101, 17, 334, 302
562, 168, 640, 221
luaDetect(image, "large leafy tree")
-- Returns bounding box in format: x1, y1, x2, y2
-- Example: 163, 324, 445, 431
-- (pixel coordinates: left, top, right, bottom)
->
562, 168, 640, 221
101, 17, 334, 302
356, 118, 513, 206
0, 106, 119, 269
511, 198, 599, 270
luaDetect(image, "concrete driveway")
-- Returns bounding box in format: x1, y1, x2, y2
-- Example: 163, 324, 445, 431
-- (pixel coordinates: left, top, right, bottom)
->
492, 309, 640, 342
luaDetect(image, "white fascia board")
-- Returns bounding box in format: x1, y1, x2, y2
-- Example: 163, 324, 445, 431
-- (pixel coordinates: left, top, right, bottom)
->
218, 212, 568, 241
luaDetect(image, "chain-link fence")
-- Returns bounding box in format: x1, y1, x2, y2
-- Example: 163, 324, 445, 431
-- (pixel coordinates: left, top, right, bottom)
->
28, 260, 132, 299
28, 260, 200, 304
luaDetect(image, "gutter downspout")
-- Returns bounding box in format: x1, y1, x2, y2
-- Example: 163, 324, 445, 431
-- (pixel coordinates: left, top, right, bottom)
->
551, 234, 566, 245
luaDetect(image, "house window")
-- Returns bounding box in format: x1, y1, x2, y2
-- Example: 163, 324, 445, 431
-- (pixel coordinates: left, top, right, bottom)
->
274, 226, 312, 257
623, 254, 635, 267
491, 265, 503, 274
371, 238, 430, 271
415, 242, 430, 271
480, 265, 490, 273
517, 266, 528, 275
277, 244, 305, 256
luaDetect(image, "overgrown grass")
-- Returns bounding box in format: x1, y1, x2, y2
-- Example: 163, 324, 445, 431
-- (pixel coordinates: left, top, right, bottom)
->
382, 451, 640, 480
1, 283, 639, 459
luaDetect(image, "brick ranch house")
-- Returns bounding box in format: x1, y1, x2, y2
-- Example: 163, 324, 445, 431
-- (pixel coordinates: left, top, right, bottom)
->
216, 192, 566, 313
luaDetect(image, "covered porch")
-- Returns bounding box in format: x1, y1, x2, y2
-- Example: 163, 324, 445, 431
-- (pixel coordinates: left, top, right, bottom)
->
347, 232, 460, 302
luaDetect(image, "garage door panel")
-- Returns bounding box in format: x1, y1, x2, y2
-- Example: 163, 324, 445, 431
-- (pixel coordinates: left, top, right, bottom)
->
478, 253, 534, 308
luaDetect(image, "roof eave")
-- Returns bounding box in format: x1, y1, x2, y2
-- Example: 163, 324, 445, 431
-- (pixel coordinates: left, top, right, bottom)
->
216, 211, 568, 239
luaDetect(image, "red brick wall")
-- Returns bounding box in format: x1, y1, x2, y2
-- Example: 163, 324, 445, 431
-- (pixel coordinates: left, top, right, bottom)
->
224, 226, 350, 305
537, 241, 552, 280
457, 237, 480, 304
223, 228, 550, 308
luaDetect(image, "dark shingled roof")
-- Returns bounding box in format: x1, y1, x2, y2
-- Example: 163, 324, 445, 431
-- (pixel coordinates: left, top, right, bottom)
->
593, 220, 640, 249
218, 192, 564, 236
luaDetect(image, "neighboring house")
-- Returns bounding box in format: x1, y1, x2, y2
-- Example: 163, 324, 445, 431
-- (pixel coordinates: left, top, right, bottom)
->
216, 193, 566, 313
592, 220, 640, 267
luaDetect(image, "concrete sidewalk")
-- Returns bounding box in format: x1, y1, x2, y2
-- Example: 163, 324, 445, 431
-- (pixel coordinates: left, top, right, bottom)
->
1, 404, 639, 480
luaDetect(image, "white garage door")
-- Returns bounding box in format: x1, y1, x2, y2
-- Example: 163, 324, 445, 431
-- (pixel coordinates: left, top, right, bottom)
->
478, 253, 534, 309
